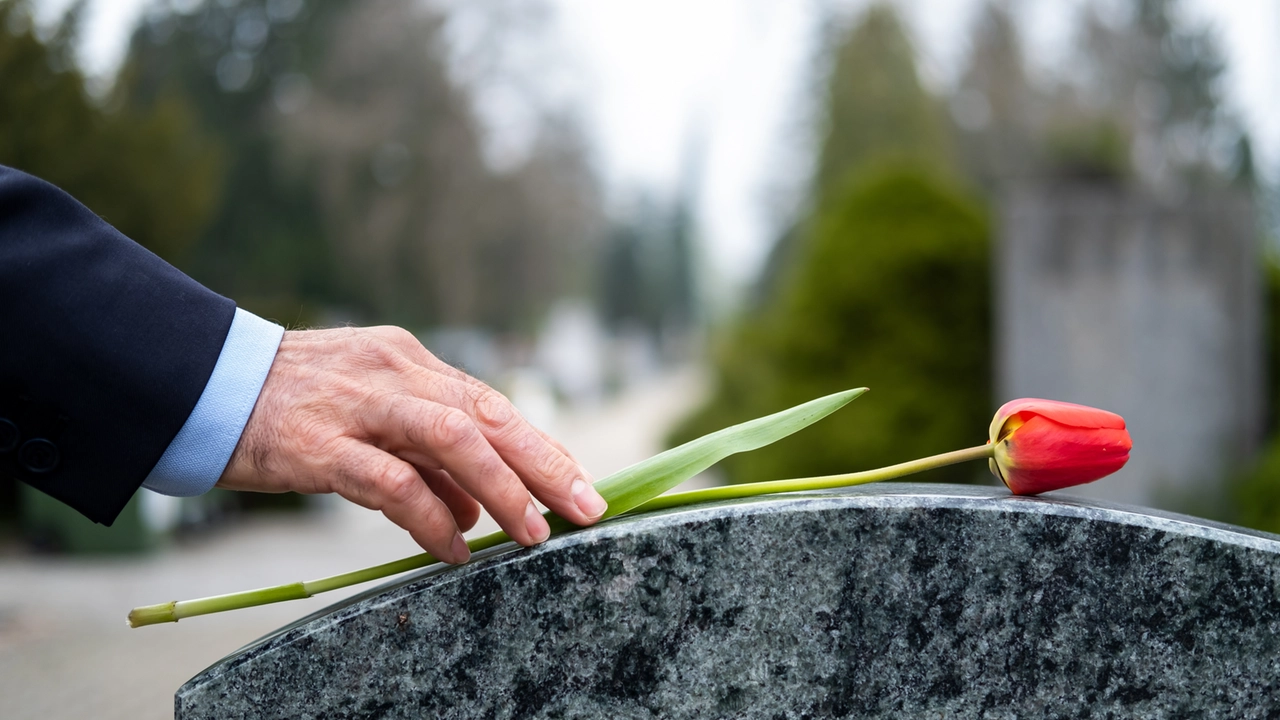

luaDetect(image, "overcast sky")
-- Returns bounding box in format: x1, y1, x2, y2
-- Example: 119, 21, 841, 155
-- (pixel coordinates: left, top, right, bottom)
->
36, 0, 1280, 292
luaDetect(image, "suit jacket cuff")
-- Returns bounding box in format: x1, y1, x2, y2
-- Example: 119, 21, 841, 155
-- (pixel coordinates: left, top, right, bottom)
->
142, 308, 284, 497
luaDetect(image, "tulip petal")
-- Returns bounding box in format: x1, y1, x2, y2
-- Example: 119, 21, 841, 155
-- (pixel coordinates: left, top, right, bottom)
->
995, 414, 1132, 495
992, 398, 1126, 435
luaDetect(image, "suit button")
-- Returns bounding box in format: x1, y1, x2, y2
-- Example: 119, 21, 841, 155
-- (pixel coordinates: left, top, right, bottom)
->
19, 438, 59, 473
0, 418, 17, 453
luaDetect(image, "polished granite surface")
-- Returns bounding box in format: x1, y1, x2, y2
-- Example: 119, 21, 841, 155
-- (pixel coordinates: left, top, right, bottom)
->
177, 484, 1280, 718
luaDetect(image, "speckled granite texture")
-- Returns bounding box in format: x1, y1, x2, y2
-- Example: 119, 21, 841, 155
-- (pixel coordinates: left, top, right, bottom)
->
176, 484, 1280, 719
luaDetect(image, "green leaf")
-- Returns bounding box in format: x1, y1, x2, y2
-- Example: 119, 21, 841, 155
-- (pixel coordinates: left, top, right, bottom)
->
553, 386, 867, 530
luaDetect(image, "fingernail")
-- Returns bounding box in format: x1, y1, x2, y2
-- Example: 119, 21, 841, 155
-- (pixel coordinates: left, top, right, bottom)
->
572, 478, 608, 520
451, 533, 471, 564
525, 501, 550, 543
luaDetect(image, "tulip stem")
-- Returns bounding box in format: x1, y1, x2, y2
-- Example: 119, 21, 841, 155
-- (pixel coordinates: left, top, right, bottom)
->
632, 443, 997, 513
126, 443, 995, 628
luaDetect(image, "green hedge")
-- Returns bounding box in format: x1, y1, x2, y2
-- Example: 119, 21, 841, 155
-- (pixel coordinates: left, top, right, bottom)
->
672, 165, 991, 485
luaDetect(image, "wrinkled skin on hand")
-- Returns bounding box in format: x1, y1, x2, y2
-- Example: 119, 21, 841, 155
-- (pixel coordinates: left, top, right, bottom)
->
217, 327, 608, 564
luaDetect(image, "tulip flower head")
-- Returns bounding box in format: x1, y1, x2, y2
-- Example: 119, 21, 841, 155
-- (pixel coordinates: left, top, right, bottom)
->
988, 399, 1132, 495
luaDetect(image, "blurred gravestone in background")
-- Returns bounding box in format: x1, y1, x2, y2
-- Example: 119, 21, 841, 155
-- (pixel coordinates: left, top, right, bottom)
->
997, 182, 1260, 510
961, 0, 1265, 513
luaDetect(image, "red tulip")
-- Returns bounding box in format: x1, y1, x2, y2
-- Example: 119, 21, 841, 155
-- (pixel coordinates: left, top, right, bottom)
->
988, 399, 1132, 495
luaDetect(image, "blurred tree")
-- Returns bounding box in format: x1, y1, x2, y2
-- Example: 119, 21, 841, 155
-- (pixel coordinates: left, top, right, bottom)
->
813, 4, 951, 201
115, 0, 604, 330
1057, 0, 1235, 188
0, 0, 220, 262
672, 4, 989, 485
272, 0, 491, 326
662, 135, 702, 343
599, 208, 652, 336
952, 0, 1246, 189
951, 1, 1039, 188
479, 116, 605, 333
1083, 2, 1225, 131
673, 168, 990, 484
117, 0, 363, 323
598, 174, 699, 350
596, 130, 701, 366
598, 127, 701, 352
117, 0, 601, 331
757, 3, 952, 305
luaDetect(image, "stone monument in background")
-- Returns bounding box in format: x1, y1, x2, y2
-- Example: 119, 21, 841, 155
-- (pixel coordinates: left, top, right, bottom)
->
998, 182, 1261, 511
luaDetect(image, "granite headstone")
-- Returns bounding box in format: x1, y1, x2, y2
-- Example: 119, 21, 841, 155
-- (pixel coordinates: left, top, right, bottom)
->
176, 484, 1280, 718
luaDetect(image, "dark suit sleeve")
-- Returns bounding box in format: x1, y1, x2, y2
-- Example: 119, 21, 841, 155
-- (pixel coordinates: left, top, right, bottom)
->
0, 165, 235, 525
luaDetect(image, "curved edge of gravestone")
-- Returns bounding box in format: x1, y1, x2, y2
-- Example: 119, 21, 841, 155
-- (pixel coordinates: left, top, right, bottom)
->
207, 483, 1280, 657
176, 483, 1280, 719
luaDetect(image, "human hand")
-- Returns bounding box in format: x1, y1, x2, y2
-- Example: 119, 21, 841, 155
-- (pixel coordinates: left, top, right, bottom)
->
216, 326, 607, 563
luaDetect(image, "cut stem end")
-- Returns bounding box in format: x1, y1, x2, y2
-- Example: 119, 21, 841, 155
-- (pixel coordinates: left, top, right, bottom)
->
127, 602, 177, 628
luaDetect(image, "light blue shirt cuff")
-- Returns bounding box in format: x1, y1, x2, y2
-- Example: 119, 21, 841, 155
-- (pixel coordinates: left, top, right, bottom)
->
143, 308, 284, 497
